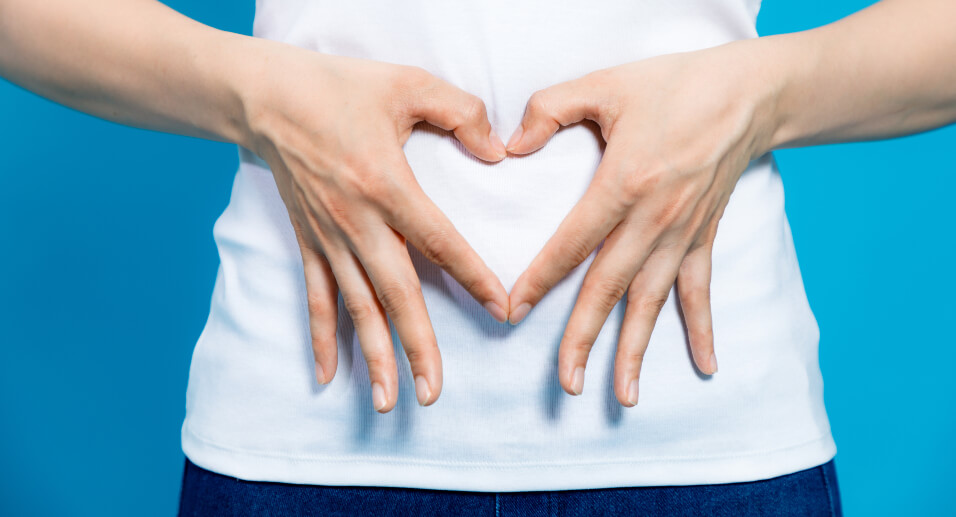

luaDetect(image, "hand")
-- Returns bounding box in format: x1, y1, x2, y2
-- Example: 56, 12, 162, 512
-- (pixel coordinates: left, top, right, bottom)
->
505, 41, 776, 407
239, 44, 511, 413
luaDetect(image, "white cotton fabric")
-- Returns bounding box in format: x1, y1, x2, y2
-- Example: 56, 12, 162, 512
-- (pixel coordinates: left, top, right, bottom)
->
180, 0, 837, 491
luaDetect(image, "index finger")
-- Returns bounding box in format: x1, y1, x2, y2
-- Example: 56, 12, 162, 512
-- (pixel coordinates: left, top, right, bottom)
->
378, 157, 510, 324
508, 146, 631, 324
399, 67, 506, 162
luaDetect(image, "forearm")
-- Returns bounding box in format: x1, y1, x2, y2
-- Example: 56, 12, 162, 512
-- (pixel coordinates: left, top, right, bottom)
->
0, 0, 255, 146
754, 0, 956, 152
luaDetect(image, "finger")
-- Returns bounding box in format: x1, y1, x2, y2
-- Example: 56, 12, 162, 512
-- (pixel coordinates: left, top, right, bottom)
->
506, 72, 614, 155
508, 146, 630, 324
295, 189, 399, 413
350, 222, 443, 407
676, 222, 719, 376
556, 217, 658, 396
378, 155, 510, 324
291, 218, 340, 385
403, 70, 506, 161
614, 248, 686, 407
329, 246, 401, 413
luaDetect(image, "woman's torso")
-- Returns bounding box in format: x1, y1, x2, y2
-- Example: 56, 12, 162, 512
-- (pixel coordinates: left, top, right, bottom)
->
180, 0, 837, 491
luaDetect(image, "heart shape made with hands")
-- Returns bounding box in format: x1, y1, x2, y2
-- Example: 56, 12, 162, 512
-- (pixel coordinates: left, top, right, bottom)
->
290, 48, 758, 413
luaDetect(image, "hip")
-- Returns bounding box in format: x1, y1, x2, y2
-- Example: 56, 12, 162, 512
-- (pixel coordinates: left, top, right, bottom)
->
177, 455, 843, 517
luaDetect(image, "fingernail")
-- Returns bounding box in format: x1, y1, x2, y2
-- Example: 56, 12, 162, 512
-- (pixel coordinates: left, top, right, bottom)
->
371, 382, 387, 411
570, 366, 585, 395
315, 362, 326, 384
489, 128, 507, 160
506, 125, 524, 152
415, 375, 432, 406
626, 378, 639, 406
484, 301, 508, 324
709, 352, 718, 374
509, 302, 532, 325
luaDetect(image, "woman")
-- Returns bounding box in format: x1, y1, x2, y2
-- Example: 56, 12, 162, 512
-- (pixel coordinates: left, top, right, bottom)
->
1, 0, 952, 514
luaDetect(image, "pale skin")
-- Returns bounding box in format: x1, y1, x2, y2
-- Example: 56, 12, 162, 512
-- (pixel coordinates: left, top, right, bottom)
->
2, 0, 953, 412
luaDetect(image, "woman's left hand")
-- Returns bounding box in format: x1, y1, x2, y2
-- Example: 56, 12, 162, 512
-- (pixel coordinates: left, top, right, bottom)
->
505, 41, 778, 407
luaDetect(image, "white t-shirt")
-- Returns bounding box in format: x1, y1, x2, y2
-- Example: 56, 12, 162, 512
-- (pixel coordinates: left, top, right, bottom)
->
180, 0, 837, 491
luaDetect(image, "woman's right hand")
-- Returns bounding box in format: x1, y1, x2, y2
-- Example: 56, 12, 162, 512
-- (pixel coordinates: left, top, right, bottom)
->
237, 43, 511, 413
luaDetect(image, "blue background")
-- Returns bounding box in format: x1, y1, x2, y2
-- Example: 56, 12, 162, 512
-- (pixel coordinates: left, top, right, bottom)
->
1, 1, 953, 515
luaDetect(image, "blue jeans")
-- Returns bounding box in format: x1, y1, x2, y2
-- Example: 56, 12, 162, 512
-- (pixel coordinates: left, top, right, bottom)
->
178, 456, 842, 516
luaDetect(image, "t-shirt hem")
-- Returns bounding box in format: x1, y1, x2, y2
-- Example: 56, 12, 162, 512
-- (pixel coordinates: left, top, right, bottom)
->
181, 422, 838, 492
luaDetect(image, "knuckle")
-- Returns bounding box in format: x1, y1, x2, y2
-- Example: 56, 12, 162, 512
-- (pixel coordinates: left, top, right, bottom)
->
590, 175, 631, 217
563, 331, 594, 355
703, 219, 721, 243
685, 232, 711, 254
525, 90, 551, 117
682, 280, 711, 304
432, 103, 457, 124
338, 149, 374, 177
354, 171, 399, 210
354, 174, 385, 200
456, 270, 484, 298
289, 213, 306, 235
418, 225, 454, 267
405, 64, 431, 82
323, 198, 349, 223
588, 71, 624, 121
460, 95, 488, 125
569, 238, 595, 266
386, 66, 432, 119
666, 184, 701, 227
620, 170, 655, 204
371, 188, 400, 218
622, 347, 646, 365
376, 280, 417, 316
653, 198, 684, 228
306, 290, 333, 317
403, 343, 438, 366
692, 327, 715, 348
395, 64, 434, 92
636, 294, 670, 316
586, 68, 619, 92
323, 198, 355, 233
587, 275, 629, 311
361, 352, 391, 375
342, 293, 377, 323
294, 224, 321, 254
523, 270, 556, 301
559, 231, 596, 269
335, 167, 369, 198
312, 332, 336, 353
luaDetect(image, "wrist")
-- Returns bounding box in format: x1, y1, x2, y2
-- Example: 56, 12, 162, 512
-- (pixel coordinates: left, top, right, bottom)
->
218, 34, 330, 160
744, 31, 825, 154
199, 30, 270, 150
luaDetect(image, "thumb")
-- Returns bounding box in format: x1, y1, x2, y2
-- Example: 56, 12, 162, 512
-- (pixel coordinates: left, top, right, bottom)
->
404, 72, 507, 162
506, 74, 608, 155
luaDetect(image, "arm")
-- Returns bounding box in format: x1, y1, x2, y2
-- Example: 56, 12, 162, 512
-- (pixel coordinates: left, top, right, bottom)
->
0, 0, 251, 145
503, 0, 956, 405
0, 0, 512, 413
761, 0, 956, 151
